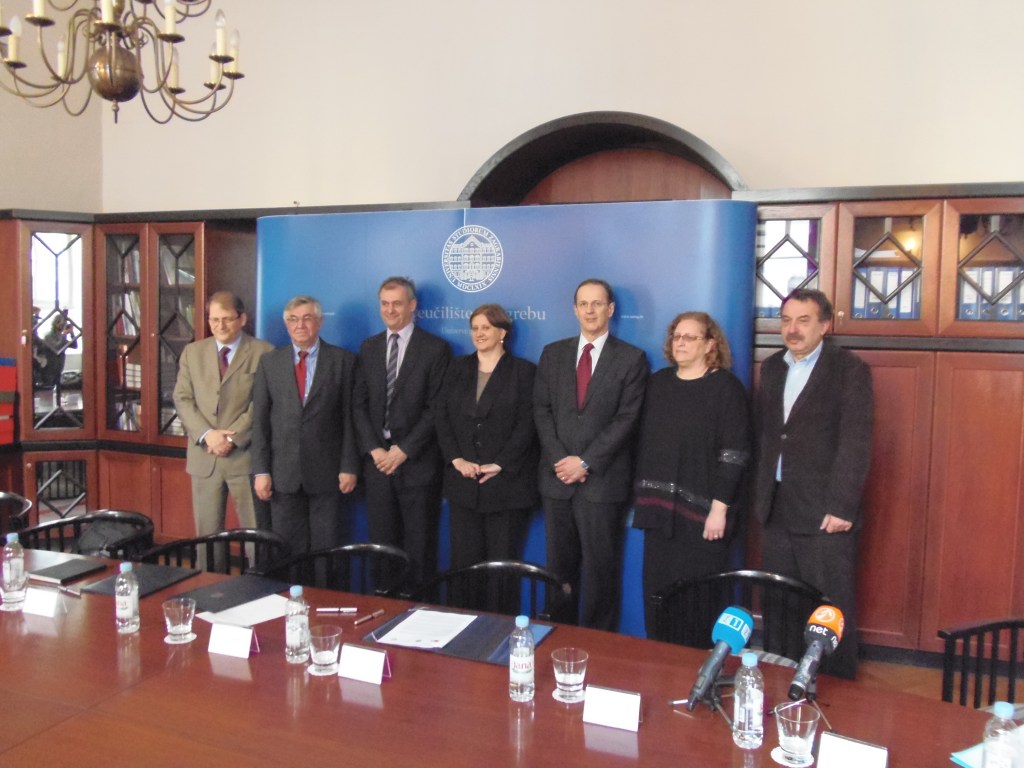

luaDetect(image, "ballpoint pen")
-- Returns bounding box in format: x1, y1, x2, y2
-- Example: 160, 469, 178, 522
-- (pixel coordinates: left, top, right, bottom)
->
353, 608, 385, 626
316, 607, 358, 614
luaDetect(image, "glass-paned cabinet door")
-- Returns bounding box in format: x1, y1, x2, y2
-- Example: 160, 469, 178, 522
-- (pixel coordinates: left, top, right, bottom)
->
940, 199, 1024, 337
155, 230, 198, 438
835, 201, 941, 336
103, 231, 144, 434
24, 223, 93, 438
755, 205, 837, 333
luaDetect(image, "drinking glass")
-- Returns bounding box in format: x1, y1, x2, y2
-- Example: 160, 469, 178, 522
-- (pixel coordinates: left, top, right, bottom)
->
551, 647, 588, 703
308, 625, 342, 677
162, 596, 197, 645
773, 701, 820, 766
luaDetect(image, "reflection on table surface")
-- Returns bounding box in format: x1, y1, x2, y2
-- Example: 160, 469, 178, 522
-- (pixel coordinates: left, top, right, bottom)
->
0, 551, 987, 767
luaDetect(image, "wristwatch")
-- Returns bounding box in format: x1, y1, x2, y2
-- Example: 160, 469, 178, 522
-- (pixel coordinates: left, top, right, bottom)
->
580, 459, 589, 471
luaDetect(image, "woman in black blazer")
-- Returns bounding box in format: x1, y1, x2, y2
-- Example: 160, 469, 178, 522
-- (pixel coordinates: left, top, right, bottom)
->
435, 304, 539, 569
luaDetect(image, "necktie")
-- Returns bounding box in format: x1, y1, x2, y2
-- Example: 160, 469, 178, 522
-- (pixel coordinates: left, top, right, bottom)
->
296, 350, 308, 403
576, 342, 593, 410
384, 333, 399, 431
219, 346, 230, 380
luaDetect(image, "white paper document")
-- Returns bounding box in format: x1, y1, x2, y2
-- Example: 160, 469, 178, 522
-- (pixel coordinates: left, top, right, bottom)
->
375, 609, 477, 649
197, 594, 289, 627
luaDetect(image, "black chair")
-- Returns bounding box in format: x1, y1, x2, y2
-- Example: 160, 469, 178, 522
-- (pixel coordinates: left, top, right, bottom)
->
409, 560, 573, 623
19, 510, 154, 559
0, 491, 32, 535
135, 529, 291, 575
938, 618, 1024, 707
259, 542, 411, 596
649, 569, 829, 666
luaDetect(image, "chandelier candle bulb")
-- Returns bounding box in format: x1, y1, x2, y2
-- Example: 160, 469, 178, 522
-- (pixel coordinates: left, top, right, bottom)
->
6, 16, 19, 63
56, 37, 66, 77
214, 10, 226, 57
163, 0, 176, 38
101, 0, 113, 25
168, 50, 179, 90
227, 29, 239, 69
31, 0, 44, 20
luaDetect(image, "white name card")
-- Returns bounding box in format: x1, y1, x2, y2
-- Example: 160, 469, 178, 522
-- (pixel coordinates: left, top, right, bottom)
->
818, 731, 889, 768
208, 623, 258, 658
582, 685, 642, 732
339, 643, 390, 684
23, 587, 62, 617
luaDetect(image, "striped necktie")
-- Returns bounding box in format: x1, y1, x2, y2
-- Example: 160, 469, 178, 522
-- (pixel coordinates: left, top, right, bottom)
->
384, 333, 399, 431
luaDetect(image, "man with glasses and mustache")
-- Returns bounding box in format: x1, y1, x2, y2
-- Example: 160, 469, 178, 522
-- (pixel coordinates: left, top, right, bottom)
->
752, 288, 873, 679
174, 291, 274, 539
251, 295, 360, 555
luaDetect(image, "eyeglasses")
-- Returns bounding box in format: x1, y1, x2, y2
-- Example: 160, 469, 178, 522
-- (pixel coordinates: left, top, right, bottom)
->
209, 315, 241, 326
285, 315, 319, 326
672, 333, 706, 343
575, 301, 609, 311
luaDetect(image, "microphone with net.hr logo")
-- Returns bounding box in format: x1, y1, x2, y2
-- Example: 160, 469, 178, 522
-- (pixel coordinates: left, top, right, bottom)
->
788, 605, 845, 701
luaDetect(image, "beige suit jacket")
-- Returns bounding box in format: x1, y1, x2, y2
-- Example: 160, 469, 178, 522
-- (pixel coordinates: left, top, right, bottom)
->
173, 333, 274, 479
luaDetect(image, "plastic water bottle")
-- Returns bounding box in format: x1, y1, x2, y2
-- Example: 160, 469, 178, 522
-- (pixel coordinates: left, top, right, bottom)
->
114, 562, 140, 634
983, 701, 1020, 768
509, 615, 535, 702
733, 651, 765, 749
1, 532, 27, 612
285, 585, 310, 664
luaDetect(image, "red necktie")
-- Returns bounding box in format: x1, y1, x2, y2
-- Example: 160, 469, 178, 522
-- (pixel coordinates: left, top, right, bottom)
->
296, 350, 308, 403
576, 343, 593, 409
219, 346, 230, 380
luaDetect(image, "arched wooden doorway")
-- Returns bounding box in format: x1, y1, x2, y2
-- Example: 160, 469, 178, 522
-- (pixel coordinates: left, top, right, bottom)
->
459, 111, 746, 207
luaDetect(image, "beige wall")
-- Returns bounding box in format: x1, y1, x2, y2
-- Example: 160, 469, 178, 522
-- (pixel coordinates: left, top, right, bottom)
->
0, 95, 101, 212
4, 0, 1023, 213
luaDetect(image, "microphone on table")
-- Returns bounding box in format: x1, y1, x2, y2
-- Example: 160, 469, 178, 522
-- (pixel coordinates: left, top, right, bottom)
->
788, 604, 845, 701
684, 605, 754, 711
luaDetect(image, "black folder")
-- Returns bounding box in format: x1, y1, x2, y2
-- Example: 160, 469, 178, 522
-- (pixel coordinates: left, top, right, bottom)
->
29, 558, 107, 585
83, 562, 201, 599
173, 574, 289, 613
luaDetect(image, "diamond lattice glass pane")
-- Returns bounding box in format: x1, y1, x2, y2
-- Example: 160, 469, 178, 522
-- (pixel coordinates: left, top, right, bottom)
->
36, 460, 87, 518
957, 214, 1024, 321
755, 219, 821, 318
850, 216, 922, 320
105, 234, 143, 432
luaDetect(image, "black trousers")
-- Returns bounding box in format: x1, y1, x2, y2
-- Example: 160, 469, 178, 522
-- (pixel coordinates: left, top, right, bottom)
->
364, 462, 441, 587
270, 488, 348, 557
543, 493, 626, 632
447, 503, 529, 570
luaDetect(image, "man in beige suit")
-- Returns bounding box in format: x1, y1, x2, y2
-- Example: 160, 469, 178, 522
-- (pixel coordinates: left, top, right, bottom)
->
174, 291, 274, 537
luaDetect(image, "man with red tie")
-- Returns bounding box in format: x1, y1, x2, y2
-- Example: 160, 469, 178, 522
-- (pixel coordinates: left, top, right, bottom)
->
252, 295, 359, 556
174, 291, 273, 539
534, 279, 648, 630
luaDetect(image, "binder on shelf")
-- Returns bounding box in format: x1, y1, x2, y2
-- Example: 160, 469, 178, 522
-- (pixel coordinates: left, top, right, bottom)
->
898, 267, 917, 319
996, 267, 1015, 321
883, 267, 900, 319
960, 267, 980, 320
852, 274, 867, 318
866, 268, 885, 319
979, 268, 995, 321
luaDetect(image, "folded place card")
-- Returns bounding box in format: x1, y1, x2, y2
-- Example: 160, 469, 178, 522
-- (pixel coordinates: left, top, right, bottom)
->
23, 587, 63, 617
582, 685, 642, 732
338, 643, 391, 684
208, 623, 259, 658
818, 731, 889, 767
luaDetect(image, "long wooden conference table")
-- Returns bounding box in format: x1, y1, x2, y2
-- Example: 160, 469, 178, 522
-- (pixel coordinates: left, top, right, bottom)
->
0, 551, 985, 767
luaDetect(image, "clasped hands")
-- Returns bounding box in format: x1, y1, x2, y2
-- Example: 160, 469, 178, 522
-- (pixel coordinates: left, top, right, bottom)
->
371, 445, 408, 476
554, 456, 588, 485
254, 471, 357, 502
452, 458, 502, 484
204, 429, 236, 457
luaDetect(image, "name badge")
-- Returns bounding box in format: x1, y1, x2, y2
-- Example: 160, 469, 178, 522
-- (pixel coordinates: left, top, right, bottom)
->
582, 685, 642, 732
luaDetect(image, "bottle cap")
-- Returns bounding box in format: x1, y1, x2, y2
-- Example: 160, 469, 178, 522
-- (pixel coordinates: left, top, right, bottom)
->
119, 562, 133, 573
515, 615, 529, 629
993, 701, 1015, 719
5, 532, 17, 544
741, 652, 758, 667
289, 585, 303, 598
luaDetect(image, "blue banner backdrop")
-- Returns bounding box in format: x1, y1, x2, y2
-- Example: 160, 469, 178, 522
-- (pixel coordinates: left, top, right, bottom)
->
257, 200, 757, 637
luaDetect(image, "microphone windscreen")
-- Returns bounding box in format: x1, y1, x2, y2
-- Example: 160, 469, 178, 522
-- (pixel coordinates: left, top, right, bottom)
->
710, 606, 754, 654
803, 605, 845, 652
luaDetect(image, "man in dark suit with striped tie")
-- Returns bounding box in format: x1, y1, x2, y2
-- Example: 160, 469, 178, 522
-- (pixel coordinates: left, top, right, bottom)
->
251, 295, 359, 556
534, 278, 648, 630
353, 277, 452, 585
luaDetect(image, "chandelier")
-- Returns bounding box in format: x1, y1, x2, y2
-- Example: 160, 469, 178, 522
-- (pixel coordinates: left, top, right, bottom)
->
0, 0, 243, 123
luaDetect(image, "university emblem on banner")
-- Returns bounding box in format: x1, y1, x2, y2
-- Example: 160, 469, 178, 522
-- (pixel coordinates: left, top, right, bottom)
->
441, 225, 503, 293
